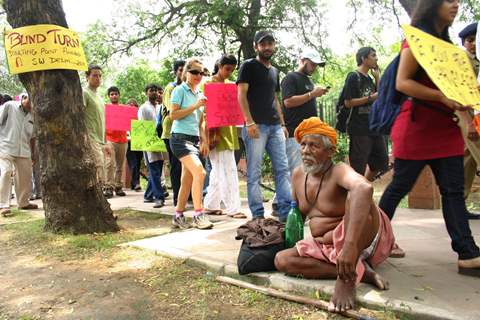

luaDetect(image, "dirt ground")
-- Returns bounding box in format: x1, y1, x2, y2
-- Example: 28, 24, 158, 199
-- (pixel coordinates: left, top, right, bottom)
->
0, 210, 358, 320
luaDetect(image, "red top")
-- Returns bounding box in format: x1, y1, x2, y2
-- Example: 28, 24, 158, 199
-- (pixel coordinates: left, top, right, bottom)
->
390, 41, 463, 160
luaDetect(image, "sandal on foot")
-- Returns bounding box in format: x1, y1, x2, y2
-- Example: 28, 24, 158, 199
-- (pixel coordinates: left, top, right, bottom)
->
20, 203, 38, 210
1, 209, 12, 217
204, 209, 223, 215
389, 243, 406, 258
229, 212, 247, 219
458, 266, 480, 277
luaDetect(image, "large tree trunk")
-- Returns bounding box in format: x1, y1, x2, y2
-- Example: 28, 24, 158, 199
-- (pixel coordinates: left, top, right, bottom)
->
399, 0, 417, 17
3, 0, 119, 234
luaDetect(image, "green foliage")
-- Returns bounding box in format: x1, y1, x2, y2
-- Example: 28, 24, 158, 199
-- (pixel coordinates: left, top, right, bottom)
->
81, 21, 116, 67
114, 60, 171, 104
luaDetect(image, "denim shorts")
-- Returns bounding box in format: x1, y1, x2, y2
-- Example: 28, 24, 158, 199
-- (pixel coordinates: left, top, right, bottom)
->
170, 133, 200, 160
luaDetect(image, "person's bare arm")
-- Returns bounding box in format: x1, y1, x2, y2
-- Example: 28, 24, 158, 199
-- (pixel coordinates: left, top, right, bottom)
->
238, 83, 259, 138
199, 112, 209, 156
284, 87, 328, 109
274, 94, 288, 138
335, 164, 375, 281
397, 48, 469, 111
170, 99, 204, 120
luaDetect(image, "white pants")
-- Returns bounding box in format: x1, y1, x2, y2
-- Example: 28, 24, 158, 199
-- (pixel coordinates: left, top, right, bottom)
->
0, 154, 32, 208
204, 149, 240, 215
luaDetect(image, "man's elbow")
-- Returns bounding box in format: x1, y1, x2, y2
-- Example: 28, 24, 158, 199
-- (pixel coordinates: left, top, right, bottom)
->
344, 100, 353, 108
356, 181, 374, 197
283, 99, 293, 109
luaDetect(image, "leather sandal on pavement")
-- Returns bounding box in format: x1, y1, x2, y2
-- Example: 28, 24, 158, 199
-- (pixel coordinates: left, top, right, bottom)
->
204, 209, 223, 215
229, 212, 247, 219
389, 243, 406, 258
1, 209, 12, 217
20, 203, 38, 210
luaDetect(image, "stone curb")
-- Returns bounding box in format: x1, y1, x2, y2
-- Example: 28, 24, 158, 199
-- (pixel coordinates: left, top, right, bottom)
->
180, 253, 465, 320
121, 208, 472, 320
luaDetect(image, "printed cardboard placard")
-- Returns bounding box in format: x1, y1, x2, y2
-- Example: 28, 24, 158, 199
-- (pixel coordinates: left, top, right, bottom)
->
4, 24, 88, 74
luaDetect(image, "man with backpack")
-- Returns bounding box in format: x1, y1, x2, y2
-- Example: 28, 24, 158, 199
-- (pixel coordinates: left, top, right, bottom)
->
343, 47, 388, 181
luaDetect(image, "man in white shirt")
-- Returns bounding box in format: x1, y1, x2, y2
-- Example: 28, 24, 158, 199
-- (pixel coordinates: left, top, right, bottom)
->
0, 93, 38, 216
138, 84, 165, 208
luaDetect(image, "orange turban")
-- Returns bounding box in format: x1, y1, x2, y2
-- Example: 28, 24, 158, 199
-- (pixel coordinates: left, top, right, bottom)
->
294, 117, 337, 147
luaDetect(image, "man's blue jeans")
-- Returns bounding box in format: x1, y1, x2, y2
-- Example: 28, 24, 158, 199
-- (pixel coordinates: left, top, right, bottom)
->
144, 159, 165, 201
379, 156, 480, 260
285, 137, 302, 175
242, 124, 292, 221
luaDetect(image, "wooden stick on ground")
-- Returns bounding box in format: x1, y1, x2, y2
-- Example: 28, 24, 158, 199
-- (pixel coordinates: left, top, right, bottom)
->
216, 276, 376, 320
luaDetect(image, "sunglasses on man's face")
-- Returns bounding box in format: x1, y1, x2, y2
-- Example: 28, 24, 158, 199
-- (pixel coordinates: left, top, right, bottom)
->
188, 69, 205, 76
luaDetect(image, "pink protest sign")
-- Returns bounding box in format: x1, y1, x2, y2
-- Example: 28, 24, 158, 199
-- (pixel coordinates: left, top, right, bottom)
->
105, 104, 138, 131
204, 83, 244, 128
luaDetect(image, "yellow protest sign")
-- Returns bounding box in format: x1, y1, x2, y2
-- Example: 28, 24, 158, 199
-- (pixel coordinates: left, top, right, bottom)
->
3, 24, 88, 74
130, 120, 166, 152
402, 24, 480, 109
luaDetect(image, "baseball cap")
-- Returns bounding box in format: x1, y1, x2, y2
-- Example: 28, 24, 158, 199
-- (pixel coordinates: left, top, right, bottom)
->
301, 49, 326, 66
459, 22, 477, 42
254, 30, 275, 44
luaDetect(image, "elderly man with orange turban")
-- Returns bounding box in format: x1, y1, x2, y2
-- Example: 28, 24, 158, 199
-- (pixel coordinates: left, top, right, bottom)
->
275, 117, 395, 314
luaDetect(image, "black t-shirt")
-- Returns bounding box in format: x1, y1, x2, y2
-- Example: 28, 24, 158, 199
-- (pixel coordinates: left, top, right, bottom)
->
237, 58, 280, 125
281, 71, 317, 137
344, 71, 377, 136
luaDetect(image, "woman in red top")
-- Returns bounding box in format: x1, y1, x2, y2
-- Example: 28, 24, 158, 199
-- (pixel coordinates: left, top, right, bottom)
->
379, 0, 480, 276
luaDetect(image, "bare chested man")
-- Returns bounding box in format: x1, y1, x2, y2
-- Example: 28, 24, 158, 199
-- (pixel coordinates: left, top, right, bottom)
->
274, 117, 394, 313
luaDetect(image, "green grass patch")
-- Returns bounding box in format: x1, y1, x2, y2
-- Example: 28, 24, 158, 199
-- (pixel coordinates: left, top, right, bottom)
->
1, 210, 172, 261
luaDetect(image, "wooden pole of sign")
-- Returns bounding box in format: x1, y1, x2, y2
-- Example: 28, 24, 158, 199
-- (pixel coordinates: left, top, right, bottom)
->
215, 276, 376, 320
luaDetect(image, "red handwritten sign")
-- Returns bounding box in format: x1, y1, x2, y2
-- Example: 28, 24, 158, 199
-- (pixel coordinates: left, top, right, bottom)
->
105, 104, 138, 131
204, 83, 244, 128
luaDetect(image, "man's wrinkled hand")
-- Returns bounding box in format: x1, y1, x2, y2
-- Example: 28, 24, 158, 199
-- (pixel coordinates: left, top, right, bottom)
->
336, 243, 359, 282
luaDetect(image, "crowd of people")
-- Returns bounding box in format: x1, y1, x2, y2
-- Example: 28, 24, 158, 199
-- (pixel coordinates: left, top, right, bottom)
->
0, 0, 479, 313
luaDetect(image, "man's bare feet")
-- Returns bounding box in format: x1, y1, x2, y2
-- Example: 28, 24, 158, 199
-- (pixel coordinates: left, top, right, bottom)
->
328, 277, 356, 313
361, 260, 389, 290
458, 257, 480, 277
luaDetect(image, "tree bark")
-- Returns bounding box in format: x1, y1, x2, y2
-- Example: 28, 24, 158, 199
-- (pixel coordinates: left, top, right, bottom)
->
3, 0, 119, 234
399, 0, 417, 17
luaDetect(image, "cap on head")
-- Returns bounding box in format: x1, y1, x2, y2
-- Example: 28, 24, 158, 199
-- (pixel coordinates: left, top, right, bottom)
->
459, 22, 478, 44
301, 49, 326, 66
254, 30, 275, 44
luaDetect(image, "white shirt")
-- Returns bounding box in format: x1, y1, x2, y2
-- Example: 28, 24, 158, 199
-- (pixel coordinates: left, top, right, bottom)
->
0, 101, 33, 158
138, 100, 162, 163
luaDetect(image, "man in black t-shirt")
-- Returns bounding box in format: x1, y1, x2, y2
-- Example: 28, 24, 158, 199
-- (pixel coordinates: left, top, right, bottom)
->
237, 30, 292, 222
281, 50, 329, 173
344, 47, 388, 181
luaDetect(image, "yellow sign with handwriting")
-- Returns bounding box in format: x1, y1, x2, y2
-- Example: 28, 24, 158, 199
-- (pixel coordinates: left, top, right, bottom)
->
4, 24, 88, 74
402, 24, 480, 109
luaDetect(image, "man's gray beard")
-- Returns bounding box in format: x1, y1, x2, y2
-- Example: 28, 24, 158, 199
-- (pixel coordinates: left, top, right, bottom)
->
302, 161, 325, 175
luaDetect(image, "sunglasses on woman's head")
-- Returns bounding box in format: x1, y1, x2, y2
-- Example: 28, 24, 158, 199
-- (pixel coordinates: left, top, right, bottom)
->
188, 69, 205, 76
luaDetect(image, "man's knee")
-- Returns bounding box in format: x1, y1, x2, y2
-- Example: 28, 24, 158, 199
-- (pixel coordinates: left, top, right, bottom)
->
275, 249, 295, 272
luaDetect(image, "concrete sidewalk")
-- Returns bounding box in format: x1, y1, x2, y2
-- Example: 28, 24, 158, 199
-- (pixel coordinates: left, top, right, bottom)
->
11, 190, 480, 320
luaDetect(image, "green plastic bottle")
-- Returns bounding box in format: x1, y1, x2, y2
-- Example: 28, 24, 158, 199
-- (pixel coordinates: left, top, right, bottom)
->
285, 201, 304, 248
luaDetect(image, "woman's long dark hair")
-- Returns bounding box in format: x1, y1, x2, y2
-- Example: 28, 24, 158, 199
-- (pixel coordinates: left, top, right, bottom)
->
411, 0, 452, 42
212, 54, 237, 75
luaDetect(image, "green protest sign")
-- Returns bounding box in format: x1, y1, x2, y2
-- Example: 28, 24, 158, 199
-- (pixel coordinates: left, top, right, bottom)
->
130, 120, 166, 152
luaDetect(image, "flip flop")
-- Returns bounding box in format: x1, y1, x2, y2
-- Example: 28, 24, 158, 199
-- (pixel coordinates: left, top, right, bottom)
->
1, 209, 13, 217
204, 209, 223, 215
389, 243, 406, 258
229, 212, 247, 219
458, 266, 480, 277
